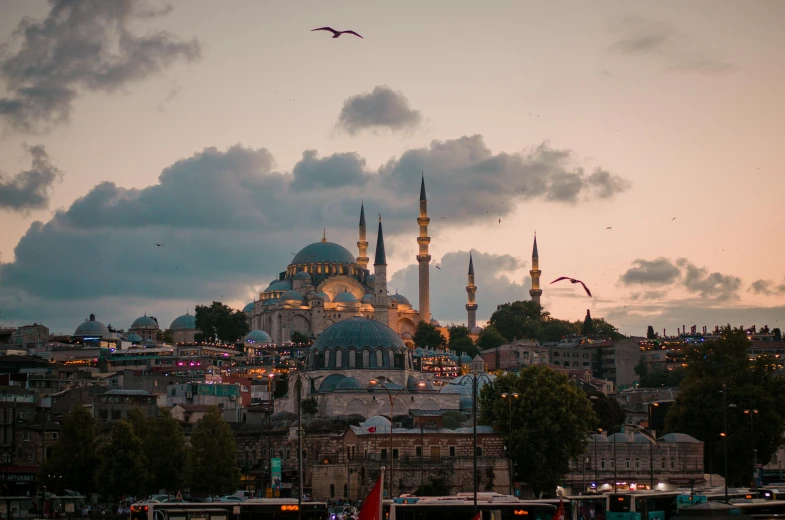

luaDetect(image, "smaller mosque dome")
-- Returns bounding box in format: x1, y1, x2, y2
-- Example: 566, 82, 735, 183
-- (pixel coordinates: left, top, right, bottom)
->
361, 294, 373, 304
335, 377, 364, 392
460, 354, 472, 363
242, 302, 255, 313
245, 330, 272, 344
366, 274, 376, 285
334, 291, 359, 303
319, 374, 348, 393
390, 294, 411, 306
265, 280, 292, 292
126, 333, 142, 343
131, 315, 158, 329
170, 312, 196, 331
264, 298, 279, 306
293, 271, 311, 281
307, 292, 330, 302
74, 314, 110, 337
362, 416, 391, 430
470, 326, 483, 334
430, 318, 441, 327
280, 290, 303, 302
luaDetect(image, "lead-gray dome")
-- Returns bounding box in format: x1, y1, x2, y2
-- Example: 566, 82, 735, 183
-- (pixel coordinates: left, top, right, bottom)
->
335, 376, 364, 391
170, 312, 196, 331
126, 333, 142, 343
308, 291, 330, 301
293, 271, 311, 280
131, 315, 158, 328
245, 330, 272, 344
390, 294, 411, 306
242, 302, 255, 313
311, 317, 405, 351
334, 291, 359, 303
361, 294, 373, 304
265, 280, 292, 292
280, 290, 303, 302
290, 241, 356, 266
74, 314, 110, 337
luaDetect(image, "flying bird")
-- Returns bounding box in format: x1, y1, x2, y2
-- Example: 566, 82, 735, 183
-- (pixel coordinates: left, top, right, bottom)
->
154, 243, 165, 247
498, 218, 501, 223
311, 27, 363, 39
671, 217, 677, 221
435, 266, 441, 270
550, 277, 592, 297
606, 227, 612, 230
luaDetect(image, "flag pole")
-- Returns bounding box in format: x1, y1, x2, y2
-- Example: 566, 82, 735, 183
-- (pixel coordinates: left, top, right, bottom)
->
379, 466, 386, 520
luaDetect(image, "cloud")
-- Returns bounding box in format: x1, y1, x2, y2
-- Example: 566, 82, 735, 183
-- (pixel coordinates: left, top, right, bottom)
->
749, 279, 785, 296
0, 145, 62, 211
336, 85, 422, 135
682, 263, 741, 300
0, 0, 201, 132
629, 290, 667, 301
608, 16, 735, 74
619, 258, 681, 286
0, 137, 625, 330
389, 250, 530, 324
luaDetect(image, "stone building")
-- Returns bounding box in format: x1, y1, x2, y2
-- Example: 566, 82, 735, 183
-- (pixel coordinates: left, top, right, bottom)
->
93, 389, 158, 423
169, 312, 198, 344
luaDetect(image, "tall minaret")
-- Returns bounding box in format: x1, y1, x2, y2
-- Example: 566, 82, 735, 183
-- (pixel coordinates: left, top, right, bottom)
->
357, 201, 369, 269
417, 174, 431, 324
529, 234, 542, 305
466, 252, 478, 330
373, 215, 389, 325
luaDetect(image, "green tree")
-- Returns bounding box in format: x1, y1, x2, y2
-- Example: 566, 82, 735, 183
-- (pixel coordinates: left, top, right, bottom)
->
634, 361, 649, 379
773, 328, 782, 341
128, 409, 188, 494
187, 407, 241, 496
646, 325, 657, 339
447, 325, 470, 348
194, 301, 250, 344
581, 310, 594, 335
488, 301, 543, 341
301, 397, 319, 416
539, 318, 580, 342
96, 420, 148, 497
475, 325, 506, 351
665, 326, 785, 486
413, 321, 447, 349
640, 368, 685, 388
157, 329, 174, 343
290, 331, 311, 344
586, 392, 626, 433
44, 406, 99, 495
451, 337, 480, 358
480, 366, 598, 497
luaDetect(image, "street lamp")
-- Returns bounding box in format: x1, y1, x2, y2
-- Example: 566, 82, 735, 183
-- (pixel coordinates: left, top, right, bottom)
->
267, 372, 276, 496
590, 396, 617, 492
721, 384, 736, 503
500, 392, 520, 496
472, 371, 494, 515
744, 409, 759, 488
370, 378, 425, 498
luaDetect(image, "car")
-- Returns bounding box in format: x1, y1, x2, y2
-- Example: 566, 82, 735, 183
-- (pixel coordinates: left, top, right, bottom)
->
219, 496, 244, 502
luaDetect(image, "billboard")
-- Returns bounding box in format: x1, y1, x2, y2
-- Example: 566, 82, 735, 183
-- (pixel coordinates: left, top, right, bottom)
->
271, 457, 282, 491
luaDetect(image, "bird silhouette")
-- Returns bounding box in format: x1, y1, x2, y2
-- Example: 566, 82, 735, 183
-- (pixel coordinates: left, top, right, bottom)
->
550, 277, 592, 297
671, 217, 677, 221
154, 243, 165, 247
311, 27, 363, 39
498, 218, 501, 223
435, 266, 441, 270
606, 227, 612, 230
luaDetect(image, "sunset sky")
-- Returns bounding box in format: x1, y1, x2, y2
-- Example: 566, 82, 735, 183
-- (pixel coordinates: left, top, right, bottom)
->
1, 0, 784, 336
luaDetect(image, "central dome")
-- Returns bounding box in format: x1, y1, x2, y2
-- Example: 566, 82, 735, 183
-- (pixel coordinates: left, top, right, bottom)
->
311, 317, 405, 351
290, 241, 356, 266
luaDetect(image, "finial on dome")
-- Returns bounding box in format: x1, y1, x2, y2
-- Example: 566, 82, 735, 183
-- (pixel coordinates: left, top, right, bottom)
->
378, 212, 382, 222
321, 228, 327, 243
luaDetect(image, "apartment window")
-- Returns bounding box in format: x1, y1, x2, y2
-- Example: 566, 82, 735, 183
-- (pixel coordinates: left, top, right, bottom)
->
625, 458, 631, 469
51, 432, 59, 440
449, 446, 456, 457
286, 448, 291, 460
111, 410, 121, 420
610, 458, 615, 470
381, 448, 388, 460
601, 458, 606, 469
23, 431, 30, 441
416, 446, 422, 457
392, 449, 399, 460
99, 410, 108, 421
670, 459, 675, 469
475, 447, 483, 457
635, 458, 640, 469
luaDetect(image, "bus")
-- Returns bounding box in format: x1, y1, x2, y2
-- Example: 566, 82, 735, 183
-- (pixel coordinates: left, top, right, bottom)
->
531, 496, 607, 520
728, 500, 785, 518
385, 493, 557, 520
606, 492, 683, 520
130, 499, 328, 520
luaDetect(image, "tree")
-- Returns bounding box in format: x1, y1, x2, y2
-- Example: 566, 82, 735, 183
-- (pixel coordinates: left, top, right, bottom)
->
665, 326, 785, 486
127, 409, 188, 495
581, 310, 594, 335
187, 407, 241, 496
488, 301, 543, 341
301, 397, 319, 416
475, 325, 506, 351
590, 317, 624, 339
194, 301, 250, 344
447, 325, 470, 348
586, 391, 626, 433
773, 328, 782, 341
479, 366, 598, 497
539, 318, 580, 342
634, 361, 649, 379
157, 329, 174, 343
44, 406, 99, 495
290, 331, 311, 344
96, 420, 148, 497
639, 368, 685, 388
413, 321, 447, 349
451, 337, 479, 358
646, 325, 657, 339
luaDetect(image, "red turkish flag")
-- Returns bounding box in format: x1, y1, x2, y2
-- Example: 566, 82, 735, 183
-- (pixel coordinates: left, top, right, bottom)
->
359, 474, 383, 520
368, 426, 376, 433
555, 499, 565, 520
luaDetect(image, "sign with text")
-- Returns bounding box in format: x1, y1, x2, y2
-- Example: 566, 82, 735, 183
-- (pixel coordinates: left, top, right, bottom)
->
271, 458, 282, 490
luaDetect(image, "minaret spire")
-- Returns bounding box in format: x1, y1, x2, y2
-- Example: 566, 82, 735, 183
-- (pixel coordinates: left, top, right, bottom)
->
373, 216, 389, 326
529, 233, 542, 305
357, 201, 369, 269
466, 252, 478, 330
417, 172, 431, 324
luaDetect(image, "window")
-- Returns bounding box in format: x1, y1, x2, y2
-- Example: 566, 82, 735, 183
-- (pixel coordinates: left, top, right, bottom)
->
416, 446, 422, 457
475, 447, 483, 457
670, 459, 675, 469
99, 410, 108, 421
51, 432, 59, 440
330, 484, 335, 498
610, 458, 615, 469
23, 431, 30, 441
449, 446, 456, 457
286, 448, 291, 460
635, 458, 640, 469
392, 449, 399, 460
111, 410, 121, 420
661, 458, 666, 469
625, 458, 631, 469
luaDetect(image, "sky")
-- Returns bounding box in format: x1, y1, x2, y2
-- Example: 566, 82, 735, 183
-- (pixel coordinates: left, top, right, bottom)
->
0, 0, 784, 336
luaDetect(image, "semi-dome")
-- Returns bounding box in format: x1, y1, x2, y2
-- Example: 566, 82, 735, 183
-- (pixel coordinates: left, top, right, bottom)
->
460, 354, 472, 363
170, 312, 196, 331
74, 314, 110, 337
366, 274, 376, 285
361, 294, 373, 304
660, 433, 700, 443
307, 292, 330, 302
131, 315, 158, 328
293, 271, 311, 280
242, 302, 255, 313
264, 280, 292, 292
334, 291, 359, 303
245, 330, 272, 344
390, 294, 411, 306
290, 241, 356, 266
311, 317, 406, 351
335, 377, 364, 392
264, 298, 279, 306
319, 374, 348, 393
280, 290, 303, 302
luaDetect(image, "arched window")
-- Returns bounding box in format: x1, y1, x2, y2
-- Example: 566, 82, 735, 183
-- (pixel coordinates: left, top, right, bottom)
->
349, 350, 356, 368
586, 457, 592, 469
323, 350, 329, 368
670, 459, 675, 469
330, 484, 335, 498
376, 350, 383, 367
661, 458, 666, 469
635, 458, 640, 469
388, 350, 394, 367
362, 349, 369, 367
336, 350, 343, 367
610, 458, 615, 469
625, 458, 631, 469
600, 458, 606, 469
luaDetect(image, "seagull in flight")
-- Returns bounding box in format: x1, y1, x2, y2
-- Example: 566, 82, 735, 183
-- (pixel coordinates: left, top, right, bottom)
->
606, 227, 612, 230
671, 217, 677, 221
311, 27, 363, 39
154, 243, 165, 247
435, 266, 441, 270
550, 277, 592, 297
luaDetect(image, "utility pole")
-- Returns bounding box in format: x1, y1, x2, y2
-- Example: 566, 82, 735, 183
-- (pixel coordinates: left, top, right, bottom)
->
297, 370, 303, 520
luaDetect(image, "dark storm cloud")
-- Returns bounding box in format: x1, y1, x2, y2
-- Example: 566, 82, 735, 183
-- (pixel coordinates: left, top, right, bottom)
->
0, 0, 201, 132
0, 145, 62, 211
389, 250, 530, 325
609, 16, 735, 74
337, 85, 422, 135
619, 258, 681, 286
749, 279, 785, 296
290, 150, 368, 191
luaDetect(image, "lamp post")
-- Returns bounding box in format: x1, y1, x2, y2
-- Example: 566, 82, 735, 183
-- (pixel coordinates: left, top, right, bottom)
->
744, 409, 759, 488
267, 372, 275, 496
721, 384, 737, 503
472, 371, 493, 515
500, 392, 520, 496
370, 378, 425, 499
590, 396, 617, 492
628, 424, 658, 491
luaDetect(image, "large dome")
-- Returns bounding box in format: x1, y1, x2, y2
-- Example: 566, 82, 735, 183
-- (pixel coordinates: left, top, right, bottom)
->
290, 241, 356, 266
131, 315, 158, 329
311, 317, 405, 351
334, 291, 359, 303
170, 313, 196, 331
245, 330, 273, 344
74, 314, 110, 337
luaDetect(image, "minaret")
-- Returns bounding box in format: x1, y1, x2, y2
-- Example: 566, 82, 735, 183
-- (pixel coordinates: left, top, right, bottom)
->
529, 234, 542, 305
373, 215, 389, 325
466, 252, 478, 330
417, 174, 431, 324
357, 201, 369, 269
